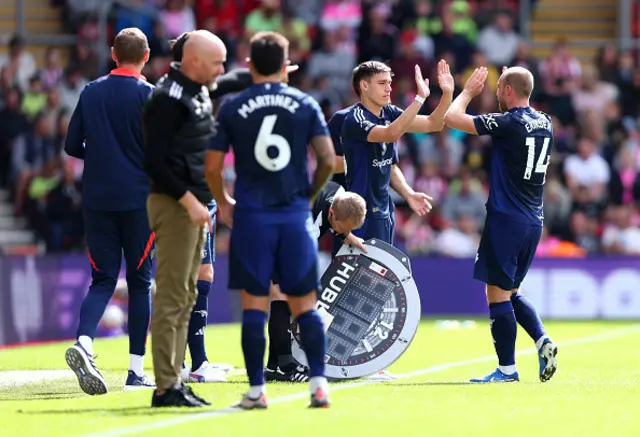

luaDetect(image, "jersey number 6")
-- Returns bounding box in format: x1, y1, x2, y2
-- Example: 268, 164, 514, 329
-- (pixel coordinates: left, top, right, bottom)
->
254, 114, 292, 172
524, 136, 550, 181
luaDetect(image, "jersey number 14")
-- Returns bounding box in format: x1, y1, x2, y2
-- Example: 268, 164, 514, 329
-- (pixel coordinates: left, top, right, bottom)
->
254, 114, 292, 172
524, 137, 550, 181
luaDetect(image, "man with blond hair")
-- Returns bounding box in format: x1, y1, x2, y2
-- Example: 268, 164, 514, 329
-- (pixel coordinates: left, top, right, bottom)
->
265, 181, 367, 383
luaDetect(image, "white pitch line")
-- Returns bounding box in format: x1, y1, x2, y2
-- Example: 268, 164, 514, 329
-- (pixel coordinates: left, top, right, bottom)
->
83, 324, 640, 437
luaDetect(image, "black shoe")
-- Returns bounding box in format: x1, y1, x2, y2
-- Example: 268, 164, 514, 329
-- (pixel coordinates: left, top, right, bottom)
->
265, 365, 309, 383
182, 383, 212, 406
151, 385, 204, 407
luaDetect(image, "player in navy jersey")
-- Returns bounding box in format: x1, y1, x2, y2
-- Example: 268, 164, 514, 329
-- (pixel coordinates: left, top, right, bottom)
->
206, 31, 335, 409
326, 105, 353, 257
168, 31, 300, 384
341, 60, 455, 246
444, 66, 558, 383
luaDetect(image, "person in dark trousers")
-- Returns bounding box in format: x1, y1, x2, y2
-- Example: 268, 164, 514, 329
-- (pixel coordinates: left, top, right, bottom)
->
143, 30, 226, 408
64, 27, 156, 396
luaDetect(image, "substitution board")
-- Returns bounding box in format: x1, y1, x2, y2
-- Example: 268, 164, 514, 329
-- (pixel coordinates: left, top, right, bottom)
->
292, 239, 421, 379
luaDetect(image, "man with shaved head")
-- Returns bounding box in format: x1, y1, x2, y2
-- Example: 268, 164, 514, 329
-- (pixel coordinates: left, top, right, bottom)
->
443, 66, 558, 384
143, 29, 226, 408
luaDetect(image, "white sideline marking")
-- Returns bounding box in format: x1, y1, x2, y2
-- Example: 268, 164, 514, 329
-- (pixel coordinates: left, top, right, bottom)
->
0, 370, 74, 389
84, 325, 640, 437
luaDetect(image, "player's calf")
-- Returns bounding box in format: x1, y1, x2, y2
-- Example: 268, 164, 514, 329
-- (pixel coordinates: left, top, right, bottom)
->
288, 292, 331, 408
234, 291, 270, 408
471, 286, 518, 383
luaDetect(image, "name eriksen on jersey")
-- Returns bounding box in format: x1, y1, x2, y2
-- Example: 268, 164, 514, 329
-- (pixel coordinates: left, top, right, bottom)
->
524, 119, 551, 133
237, 94, 300, 119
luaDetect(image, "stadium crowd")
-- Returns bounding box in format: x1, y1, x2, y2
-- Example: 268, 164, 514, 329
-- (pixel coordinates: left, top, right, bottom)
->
0, 0, 638, 258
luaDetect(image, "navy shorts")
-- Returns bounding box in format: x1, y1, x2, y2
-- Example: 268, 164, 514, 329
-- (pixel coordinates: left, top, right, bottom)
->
229, 210, 319, 297
201, 202, 217, 265
473, 214, 542, 291
352, 214, 395, 245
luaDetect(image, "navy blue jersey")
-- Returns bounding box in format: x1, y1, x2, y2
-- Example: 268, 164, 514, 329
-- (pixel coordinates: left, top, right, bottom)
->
65, 69, 154, 211
327, 105, 353, 188
473, 107, 553, 226
341, 103, 402, 218
210, 82, 329, 212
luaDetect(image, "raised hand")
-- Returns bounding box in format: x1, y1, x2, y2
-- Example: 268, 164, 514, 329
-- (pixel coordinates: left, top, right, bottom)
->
464, 67, 488, 97
415, 65, 431, 99
437, 59, 455, 95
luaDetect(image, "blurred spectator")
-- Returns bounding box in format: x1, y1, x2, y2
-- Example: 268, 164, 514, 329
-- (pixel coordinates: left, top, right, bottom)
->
401, 0, 442, 36
244, 0, 283, 36
433, 214, 480, 257
57, 67, 88, 114
564, 136, 610, 202
440, 168, 486, 229
543, 164, 573, 234
21, 76, 48, 120
160, 0, 196, 39
477, 11, 520, 67
539, 39, 581, 124
601, 205, 640, 255
307, 30, 355, 96
446, 0, 477, 44
567, 211, 600, 254
609, 146, 640, 205
10, 113, 56, 215
39, 47, 65, 92
0, 87, 29, 187
320, 0, 362, 32
0, 35, 37, 93
358, 5, 396, 63
45, 159, 84, 252
113, 0, 158, 38
595, 43, 619, 84
572, 64, 617, 117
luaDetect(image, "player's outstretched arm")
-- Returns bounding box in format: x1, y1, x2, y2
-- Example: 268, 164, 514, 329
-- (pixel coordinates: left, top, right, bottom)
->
444, 67, 488, 135
408, 59, 454, 133
390, 164, 433, 216
363, 65, 430, 144
309, 135, 336, 203
65, 94, 86, 159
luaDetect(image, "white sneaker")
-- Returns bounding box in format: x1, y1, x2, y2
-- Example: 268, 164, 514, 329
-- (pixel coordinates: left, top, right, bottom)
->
365, 369, 397, 382
207, 362, 234, 373
188, 361, 227, 383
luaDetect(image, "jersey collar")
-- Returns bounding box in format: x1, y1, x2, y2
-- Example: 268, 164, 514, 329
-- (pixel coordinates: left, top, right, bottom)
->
357, 102, 385, 120
109, 68, 146, 81
168, 62, 204, 96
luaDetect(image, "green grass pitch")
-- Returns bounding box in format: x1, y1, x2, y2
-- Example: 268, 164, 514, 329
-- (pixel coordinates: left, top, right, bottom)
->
1, 320, 639, 437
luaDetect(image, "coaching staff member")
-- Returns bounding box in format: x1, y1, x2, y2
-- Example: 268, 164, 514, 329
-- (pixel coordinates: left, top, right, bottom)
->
143, 30, 226, 408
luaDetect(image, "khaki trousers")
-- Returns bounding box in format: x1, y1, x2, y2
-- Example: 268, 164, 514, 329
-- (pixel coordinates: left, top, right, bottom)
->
147, 193, 205, 390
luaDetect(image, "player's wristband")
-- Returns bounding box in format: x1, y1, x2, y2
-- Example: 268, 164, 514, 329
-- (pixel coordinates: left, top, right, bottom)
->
414, 95, 425, 105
